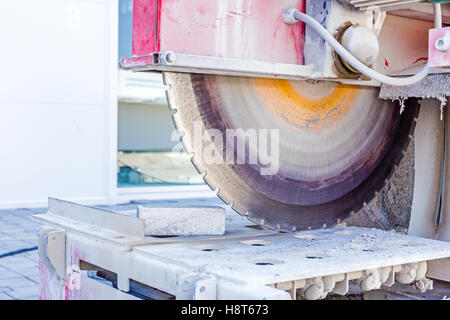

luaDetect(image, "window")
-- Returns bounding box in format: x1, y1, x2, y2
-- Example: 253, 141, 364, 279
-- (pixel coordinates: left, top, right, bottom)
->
117, 0, 202, 187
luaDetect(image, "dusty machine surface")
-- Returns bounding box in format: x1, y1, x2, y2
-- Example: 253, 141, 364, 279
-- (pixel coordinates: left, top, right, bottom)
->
121, 0, 450, 236
37, 0, 450, 299
34, 199, 450, 300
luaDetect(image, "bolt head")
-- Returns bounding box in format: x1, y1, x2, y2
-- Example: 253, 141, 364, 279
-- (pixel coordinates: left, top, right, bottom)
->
435, 36, 450, 53
164, 51, 176, 64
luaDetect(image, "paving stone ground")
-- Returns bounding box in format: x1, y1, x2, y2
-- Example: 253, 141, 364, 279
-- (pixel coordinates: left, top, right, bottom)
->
0, 197, 222, 300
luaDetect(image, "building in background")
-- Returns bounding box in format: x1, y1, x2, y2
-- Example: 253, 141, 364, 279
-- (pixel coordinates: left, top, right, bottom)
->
0, 0, 212, 209
117, 0, 202, 188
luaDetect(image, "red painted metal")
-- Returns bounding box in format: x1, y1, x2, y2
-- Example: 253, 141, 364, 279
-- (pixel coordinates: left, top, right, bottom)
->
126, 0, 306, 67
376, 15, 432, 75
132, 0, 161, 56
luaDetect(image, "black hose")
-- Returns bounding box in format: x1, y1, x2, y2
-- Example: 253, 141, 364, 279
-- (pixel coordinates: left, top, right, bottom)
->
0, 246, 38, 259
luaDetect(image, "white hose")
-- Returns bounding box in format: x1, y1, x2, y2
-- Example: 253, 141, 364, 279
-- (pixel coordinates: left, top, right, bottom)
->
291, 10, 431, 86
434, 3, 442, 28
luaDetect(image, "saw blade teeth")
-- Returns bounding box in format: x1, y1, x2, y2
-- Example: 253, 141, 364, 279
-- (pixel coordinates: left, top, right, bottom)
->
203, 174, 219, 192
162, 77, 175, 108
179, 139, 194, 156
216, 190, 233, 208
191, 153, 203, 167
163, 81, 172, 90
170, 113, 178, 125
246, 213, 261, 225
162, 72, 172, 86
163, 71, 419, 232
230, 201, 249, 216
323, 224, 327, 229
172, 129, 185, 140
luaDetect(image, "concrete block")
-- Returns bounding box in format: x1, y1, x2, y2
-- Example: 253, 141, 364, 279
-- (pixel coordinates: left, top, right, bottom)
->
138, 206, 226, 236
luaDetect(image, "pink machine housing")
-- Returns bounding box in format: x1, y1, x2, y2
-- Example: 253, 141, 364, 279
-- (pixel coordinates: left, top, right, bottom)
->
122, 0, 306, 68
121, 0, 450, 77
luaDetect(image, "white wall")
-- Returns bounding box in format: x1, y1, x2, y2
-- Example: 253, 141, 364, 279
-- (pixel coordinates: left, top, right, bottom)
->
0, 0, 118, 208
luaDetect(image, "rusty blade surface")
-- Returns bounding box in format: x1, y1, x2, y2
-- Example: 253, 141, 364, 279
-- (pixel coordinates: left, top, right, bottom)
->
164, 72, 418, 231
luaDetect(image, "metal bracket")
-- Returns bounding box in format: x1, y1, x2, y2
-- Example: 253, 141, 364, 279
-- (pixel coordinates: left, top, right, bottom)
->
123, 52, 314, 81
121, 51, 382, 86
194, 278, 217, 300
38, 227, 66, 279
176, 274, 217, 300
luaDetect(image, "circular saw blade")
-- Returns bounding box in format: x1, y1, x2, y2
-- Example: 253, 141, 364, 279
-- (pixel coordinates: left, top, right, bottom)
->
164, 72, 418, 232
